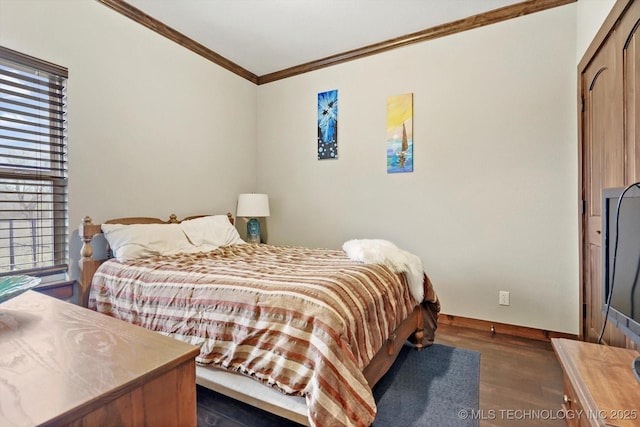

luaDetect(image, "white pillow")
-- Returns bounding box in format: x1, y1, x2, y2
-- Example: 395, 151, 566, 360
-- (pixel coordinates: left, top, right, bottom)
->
180, 215, 245, 247
101, 223, 194, 261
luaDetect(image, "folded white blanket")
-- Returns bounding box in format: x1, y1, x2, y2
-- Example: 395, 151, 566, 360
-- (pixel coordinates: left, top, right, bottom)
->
342, 239, 424, 302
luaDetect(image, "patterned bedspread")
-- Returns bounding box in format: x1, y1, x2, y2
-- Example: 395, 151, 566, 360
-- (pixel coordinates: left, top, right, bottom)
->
89, 244, 434, 427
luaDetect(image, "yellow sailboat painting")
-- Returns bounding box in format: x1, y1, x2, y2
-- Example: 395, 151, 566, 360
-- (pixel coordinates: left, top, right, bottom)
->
386, 93, 413, 173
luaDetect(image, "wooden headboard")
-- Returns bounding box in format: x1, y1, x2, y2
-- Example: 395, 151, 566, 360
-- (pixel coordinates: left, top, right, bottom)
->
78, 213, 234, 307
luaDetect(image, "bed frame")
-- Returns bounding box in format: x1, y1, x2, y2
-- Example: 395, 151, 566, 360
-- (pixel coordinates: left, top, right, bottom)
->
78, 213, 439, 425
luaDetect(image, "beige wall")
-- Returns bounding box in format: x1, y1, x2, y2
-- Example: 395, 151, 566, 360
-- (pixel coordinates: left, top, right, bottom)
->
256, 4, 580, 333
0, 0, 258, 277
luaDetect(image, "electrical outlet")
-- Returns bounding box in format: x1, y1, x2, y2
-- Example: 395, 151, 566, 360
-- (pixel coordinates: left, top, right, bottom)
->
499, 291, 510, 306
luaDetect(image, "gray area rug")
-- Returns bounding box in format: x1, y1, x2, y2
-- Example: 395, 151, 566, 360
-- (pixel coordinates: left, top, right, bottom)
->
197, 343, 480, 427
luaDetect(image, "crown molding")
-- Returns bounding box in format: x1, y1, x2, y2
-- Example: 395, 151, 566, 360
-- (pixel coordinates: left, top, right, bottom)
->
258, 0, 575, 84
97, 0, 259, 84
97, 0, 575, 86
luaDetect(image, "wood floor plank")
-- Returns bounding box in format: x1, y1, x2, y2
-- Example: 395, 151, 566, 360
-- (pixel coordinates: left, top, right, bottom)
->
435, 323, 565, 427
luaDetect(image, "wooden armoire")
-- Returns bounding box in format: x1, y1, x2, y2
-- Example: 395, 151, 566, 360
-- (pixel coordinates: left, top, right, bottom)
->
581, 0, 640, 348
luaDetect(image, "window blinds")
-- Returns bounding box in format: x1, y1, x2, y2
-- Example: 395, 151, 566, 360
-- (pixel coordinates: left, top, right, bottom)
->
0, 46, 68, 276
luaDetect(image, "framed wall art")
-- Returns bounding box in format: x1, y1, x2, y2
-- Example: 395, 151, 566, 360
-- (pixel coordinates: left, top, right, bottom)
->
386, 93, 413, 173
317, 89, 338, 160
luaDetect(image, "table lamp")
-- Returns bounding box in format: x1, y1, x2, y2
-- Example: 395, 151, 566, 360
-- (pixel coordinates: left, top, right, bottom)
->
237, 193, 270, 243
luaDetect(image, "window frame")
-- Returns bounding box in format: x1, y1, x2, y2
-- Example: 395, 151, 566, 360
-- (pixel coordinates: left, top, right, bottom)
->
0, 46, 69, 279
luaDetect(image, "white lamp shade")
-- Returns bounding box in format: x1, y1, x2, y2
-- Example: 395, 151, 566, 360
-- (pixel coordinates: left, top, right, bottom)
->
237, 193, 270, 218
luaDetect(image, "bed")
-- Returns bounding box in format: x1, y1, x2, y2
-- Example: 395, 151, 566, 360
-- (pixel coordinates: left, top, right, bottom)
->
77, 213, 440, 427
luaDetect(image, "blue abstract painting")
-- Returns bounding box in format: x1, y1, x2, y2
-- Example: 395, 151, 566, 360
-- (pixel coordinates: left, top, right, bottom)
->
317, 89, 338, 160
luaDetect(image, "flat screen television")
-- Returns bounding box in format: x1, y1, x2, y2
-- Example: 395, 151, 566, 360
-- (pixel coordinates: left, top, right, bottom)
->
602, 184, 640, 381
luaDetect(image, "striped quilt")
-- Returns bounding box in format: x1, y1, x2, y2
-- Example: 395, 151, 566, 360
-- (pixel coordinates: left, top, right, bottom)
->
89, 244, 425, 427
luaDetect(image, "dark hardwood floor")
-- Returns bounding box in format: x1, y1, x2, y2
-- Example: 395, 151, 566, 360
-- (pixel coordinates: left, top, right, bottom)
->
435, 323, 565, 427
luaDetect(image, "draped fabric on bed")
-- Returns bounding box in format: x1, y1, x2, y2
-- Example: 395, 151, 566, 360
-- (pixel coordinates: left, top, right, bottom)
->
89, 244, 434, 427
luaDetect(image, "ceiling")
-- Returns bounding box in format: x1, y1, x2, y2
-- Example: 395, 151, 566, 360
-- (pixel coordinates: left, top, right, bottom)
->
124, 0, 526, 77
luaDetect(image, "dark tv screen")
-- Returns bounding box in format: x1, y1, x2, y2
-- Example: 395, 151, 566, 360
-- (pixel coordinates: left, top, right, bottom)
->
602, 186, 640, 345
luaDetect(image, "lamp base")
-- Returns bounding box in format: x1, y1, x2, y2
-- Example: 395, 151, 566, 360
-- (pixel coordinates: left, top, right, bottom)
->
246, 218, 261, 244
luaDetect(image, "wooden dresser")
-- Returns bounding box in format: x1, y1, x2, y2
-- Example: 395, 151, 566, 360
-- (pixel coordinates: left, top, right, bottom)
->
552, 338, 640, 427
0, 291, 199, 426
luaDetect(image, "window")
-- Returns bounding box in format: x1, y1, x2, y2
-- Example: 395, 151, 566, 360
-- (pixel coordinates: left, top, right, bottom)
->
0, 46, 68, 278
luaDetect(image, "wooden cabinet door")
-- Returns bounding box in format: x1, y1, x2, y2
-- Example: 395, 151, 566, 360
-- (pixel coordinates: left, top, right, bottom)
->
581, 0, 640, 348
622, 1, 640, 186
618, 0, 640, 348
581, 29, 624, 344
